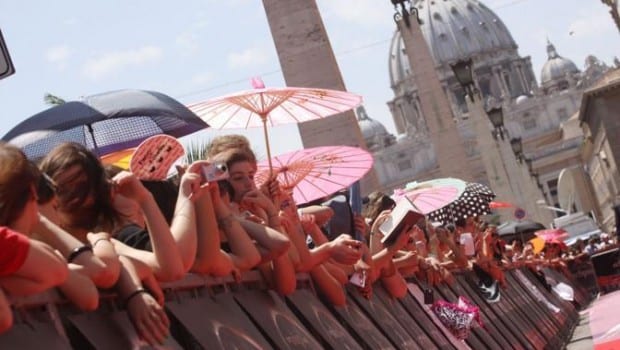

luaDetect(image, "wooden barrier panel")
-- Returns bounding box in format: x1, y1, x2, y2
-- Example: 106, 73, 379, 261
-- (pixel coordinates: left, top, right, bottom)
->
432, 282, 503, 349
396, 285, 457, 349
234, 290, 323, 349
286, 289, 362, 350
166, 292, 273, 349
510, 269, 576, 342
372, 285, 444, 349
406, 282, 471, 350
450, 274, 527, 350
500, 272, 563, 349
0, 309, 69, 350
68, 309, 182, 349
325, 294, 395, 349
466, 271, 547, 350
346, 284, 420, 349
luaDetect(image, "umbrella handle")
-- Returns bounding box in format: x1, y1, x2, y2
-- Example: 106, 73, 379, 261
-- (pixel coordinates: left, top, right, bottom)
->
261, 115, 273, 175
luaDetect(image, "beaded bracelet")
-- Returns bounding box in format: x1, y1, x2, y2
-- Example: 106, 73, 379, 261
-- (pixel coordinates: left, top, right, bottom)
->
123, 288, 150, 308
67, 245, 93, 263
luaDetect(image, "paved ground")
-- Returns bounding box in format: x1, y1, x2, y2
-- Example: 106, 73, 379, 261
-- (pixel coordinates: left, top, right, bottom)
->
567, 290, 620, 350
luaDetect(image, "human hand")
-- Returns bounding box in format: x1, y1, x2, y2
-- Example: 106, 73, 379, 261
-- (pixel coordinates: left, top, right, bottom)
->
126, 291, 170, 346
260, 176, 282, 207
180, 161, 211, 201
299, 214, 317, 233
329, 234, 363, 265
242, 190, 276, 214
112, 171, 151, 204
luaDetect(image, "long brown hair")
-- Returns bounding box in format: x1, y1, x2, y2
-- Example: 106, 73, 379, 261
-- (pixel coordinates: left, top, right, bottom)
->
362, 190, 395, 225
0, 143, 38, 226
39, 143, 120, 232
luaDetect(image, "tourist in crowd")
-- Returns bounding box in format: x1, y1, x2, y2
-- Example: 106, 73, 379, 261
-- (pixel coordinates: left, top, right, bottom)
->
0, 143, 101, 312
203, 138, 295, 294
38, 142, 170, 345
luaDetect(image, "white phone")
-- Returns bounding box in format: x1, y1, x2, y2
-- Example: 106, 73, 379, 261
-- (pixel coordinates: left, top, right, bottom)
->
349, 271, 367, 288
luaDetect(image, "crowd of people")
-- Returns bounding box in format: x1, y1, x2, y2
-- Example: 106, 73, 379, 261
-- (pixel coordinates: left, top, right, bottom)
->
0, 134, 617, 345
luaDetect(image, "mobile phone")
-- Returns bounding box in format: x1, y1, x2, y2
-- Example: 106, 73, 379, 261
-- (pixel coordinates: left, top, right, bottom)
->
349, 271, 367, 288
201, 163, 229, 183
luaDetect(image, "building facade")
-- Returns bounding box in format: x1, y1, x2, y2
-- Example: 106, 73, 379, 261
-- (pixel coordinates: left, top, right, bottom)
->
579, 68, 620, 232
360, 0, 612, 220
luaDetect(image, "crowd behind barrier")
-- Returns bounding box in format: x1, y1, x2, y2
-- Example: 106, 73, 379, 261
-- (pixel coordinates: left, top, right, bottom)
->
0, 266, 594, 349
1, 136, 618, 350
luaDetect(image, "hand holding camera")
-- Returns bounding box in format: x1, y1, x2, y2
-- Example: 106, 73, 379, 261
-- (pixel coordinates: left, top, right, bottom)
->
201, 162, 229, 184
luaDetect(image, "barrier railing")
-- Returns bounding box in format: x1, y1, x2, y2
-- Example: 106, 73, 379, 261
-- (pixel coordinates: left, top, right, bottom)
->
0, 266, 591, 349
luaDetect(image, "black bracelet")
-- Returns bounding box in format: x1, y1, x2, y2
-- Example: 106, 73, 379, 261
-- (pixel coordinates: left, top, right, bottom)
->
123, 288, 150, 308
67, 245, 93, 263
91, 238, 109, 248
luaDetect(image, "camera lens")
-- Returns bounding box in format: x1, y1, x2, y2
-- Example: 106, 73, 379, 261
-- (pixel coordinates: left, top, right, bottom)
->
215, 163, 227, 172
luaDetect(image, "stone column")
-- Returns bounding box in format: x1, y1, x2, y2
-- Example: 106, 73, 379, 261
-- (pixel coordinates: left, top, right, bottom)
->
262, 0, 379, 193
514, 63, 528, 94
467, 97, 518, 222
396, 13, 474, 181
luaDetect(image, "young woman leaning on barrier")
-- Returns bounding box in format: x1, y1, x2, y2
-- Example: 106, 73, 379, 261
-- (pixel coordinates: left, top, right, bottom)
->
38, 142, 170, 345
0, 142, 98, 311
201, 145, 295, 295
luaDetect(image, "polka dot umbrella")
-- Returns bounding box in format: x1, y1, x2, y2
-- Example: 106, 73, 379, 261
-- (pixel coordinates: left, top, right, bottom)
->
427, 182, 496, 224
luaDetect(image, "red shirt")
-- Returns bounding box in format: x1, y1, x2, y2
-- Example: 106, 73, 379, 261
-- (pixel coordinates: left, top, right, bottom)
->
0, 227, 30, 276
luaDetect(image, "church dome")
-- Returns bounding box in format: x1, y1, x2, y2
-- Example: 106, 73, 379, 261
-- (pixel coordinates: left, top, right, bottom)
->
355, 106, 393, 150
389, 0, 518, 86
541, 40, 579, 85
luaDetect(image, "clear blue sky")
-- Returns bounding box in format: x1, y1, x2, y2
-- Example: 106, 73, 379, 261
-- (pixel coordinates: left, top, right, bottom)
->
0, 0, 617, 161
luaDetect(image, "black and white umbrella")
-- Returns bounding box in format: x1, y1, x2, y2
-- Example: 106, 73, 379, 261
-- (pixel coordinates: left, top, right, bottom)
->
427, 182, 495, 224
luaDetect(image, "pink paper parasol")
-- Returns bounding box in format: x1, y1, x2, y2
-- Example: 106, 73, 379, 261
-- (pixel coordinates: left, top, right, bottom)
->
254, 145, 373, 205
187, 78, 362, 172
535, 228, 570, 242
392, 178, 466, 215
392, 186, 461, 215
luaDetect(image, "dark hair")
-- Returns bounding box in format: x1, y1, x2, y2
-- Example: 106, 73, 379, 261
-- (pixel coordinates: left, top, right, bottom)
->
445, 223, 456, 233
0, 143, 39, 226
362, 191, 395, 225
36, 172, 57, 205
454, 217, 466, 228
217, 180, 235, 199
141, 179, 179, 224
39, 143, 121, 232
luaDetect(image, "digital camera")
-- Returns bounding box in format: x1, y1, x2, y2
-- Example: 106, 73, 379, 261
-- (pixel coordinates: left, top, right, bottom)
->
201, 163, 229, 183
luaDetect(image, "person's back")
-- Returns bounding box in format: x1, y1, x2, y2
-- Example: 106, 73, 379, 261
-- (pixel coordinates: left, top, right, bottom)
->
322, 193, 354, 241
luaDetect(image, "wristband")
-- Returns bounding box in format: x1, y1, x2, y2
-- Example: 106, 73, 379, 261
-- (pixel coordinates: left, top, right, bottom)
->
123, 288, 150, 308
67, 245, 93, 263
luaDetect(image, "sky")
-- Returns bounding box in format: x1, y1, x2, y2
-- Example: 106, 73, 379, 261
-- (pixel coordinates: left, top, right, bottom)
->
0, 0, 617, 162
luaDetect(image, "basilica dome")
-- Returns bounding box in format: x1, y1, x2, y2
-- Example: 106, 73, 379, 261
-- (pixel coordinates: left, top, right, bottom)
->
389, 0, 517, 86
355, 106, 393, 150
540, 40, 580, 85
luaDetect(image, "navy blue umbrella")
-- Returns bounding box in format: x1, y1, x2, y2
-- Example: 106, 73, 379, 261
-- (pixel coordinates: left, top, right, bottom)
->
2, 89, 209, 159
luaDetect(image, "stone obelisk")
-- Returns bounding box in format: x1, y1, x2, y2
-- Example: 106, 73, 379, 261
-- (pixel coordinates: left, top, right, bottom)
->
262, 0, 379, 193
395, 10, 475, 181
